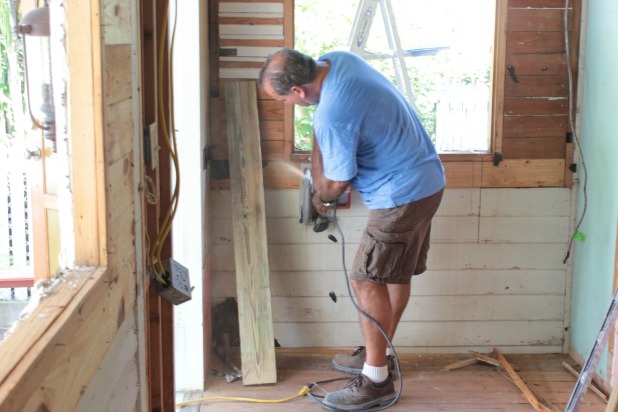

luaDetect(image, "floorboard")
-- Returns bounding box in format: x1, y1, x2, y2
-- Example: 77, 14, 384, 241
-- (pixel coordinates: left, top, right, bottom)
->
176, 350, 607, 411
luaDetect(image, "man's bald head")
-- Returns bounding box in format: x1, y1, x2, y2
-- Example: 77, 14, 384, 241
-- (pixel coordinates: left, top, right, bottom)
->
258, 48, 317, 95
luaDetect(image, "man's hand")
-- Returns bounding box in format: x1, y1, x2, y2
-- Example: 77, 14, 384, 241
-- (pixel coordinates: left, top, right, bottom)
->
313, 191, 335, 215
311, 136, 351, 214
313, 181, 349, 215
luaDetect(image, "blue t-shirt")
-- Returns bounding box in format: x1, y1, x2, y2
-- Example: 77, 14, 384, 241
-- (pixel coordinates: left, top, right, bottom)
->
314, 51, 446, 209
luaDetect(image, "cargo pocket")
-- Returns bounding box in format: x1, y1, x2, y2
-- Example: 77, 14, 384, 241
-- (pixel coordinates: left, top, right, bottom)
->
363, 236, 405, 280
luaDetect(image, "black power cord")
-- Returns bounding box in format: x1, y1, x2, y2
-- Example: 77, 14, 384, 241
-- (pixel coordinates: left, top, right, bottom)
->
562, 0, 588, 264
306, 205, 403, 411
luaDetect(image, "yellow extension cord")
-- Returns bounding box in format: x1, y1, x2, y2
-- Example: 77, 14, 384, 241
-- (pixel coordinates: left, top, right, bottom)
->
175, 385, 312, 408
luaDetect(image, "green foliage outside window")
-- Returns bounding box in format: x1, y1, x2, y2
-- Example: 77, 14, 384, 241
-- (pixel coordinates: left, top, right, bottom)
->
0, 0, 26, 149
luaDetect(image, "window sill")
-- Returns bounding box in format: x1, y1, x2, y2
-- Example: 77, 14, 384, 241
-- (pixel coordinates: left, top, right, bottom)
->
290, 151, 494, 163
0, 265, 133, 411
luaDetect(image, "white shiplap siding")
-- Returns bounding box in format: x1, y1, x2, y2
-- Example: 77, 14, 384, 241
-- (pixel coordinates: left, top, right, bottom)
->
210, 188, 571, 353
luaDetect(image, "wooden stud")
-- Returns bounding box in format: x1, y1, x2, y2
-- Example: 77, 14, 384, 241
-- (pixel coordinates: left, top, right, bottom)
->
67, 0, 106, 267
491, 0, 508, 155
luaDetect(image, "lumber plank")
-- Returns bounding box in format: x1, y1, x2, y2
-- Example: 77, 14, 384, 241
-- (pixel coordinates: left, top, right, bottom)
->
224, 80, 277, 385
443, 358, 480, 371
493, 348, 552, 412
69, 0, 106, 267
481, 159, 565, 187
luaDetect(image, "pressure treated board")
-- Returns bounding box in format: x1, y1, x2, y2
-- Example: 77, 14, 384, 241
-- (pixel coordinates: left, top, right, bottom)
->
224, 80, 277, 385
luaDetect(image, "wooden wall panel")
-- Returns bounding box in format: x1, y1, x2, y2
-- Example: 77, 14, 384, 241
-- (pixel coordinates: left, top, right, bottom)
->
503, 97, 568, 116
506, 32, 566, 54
503, 116, 568, 138
501, 0, 579, 166
503, 137, 566, 159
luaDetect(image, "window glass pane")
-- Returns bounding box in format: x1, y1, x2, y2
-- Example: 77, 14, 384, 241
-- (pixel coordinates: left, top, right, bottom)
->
294, 0, 495, 153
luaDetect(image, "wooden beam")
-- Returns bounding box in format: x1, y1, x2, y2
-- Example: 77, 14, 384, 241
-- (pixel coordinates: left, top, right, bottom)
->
224, 80, 277, 385
482, 159, 565, 187
67, 0, 106, 267
491, 0, 508, 155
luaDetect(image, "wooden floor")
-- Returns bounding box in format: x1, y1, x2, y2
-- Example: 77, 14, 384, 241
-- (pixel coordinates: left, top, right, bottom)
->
177, 350, 608, 411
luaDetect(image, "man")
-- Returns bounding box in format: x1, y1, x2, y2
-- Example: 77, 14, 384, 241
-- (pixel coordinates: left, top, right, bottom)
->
258, 48, 445, 410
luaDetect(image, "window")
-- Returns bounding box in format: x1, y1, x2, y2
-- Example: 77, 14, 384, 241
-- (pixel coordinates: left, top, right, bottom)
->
293, 0, 496, 154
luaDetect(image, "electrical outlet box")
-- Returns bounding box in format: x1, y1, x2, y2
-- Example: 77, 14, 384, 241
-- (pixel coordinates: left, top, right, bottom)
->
156, 258, 192, 305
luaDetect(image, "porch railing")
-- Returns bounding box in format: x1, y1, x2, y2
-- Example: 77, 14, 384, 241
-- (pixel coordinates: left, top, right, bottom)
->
0, 148, 34, 290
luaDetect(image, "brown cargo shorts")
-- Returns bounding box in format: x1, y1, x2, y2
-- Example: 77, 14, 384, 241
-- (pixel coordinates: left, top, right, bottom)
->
350, 188, 444, 285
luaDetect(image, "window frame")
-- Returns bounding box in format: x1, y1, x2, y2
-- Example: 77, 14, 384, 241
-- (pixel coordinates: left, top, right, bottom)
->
0, 1, 121, 409
287, 0, 507, 165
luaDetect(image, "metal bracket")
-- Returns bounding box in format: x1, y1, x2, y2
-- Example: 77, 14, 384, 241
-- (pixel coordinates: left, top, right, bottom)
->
507, 65, 519, 83
493, 152, 503, 167
204, 144, 230, 179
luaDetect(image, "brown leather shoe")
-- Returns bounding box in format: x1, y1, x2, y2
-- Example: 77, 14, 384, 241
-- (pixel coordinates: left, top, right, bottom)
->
332, 346, 367, 374
332, 346, 397, 378
323, 374, 396, 411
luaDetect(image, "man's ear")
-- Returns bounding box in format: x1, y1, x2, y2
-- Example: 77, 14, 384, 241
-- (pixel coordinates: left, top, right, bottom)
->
290, 85, 306, 97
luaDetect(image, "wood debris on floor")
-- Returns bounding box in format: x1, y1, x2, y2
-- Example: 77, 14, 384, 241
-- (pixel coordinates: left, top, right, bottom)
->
177, 349, 608, 411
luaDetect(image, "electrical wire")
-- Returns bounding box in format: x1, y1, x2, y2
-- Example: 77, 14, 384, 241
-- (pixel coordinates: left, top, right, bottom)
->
562, 0, 588, 264
147, 0, 181, 285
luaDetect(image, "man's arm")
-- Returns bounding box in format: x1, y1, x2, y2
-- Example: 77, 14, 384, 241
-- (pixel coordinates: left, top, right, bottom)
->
311, 137, 350, 214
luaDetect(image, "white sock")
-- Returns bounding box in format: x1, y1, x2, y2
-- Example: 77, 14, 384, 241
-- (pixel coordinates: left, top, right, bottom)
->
362, 362, 389, 384
386, 348, 392, 357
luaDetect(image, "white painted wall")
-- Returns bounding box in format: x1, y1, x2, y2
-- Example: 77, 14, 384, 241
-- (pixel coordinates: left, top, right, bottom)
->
171, 0, 209, 392
210, 187, 572, 354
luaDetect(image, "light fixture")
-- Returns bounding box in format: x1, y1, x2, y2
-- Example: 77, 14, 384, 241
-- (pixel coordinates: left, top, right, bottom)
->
16, 2, 55, 150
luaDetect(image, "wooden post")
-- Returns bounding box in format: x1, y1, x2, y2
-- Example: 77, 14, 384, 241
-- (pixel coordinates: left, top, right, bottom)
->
225, 81, 277, 385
